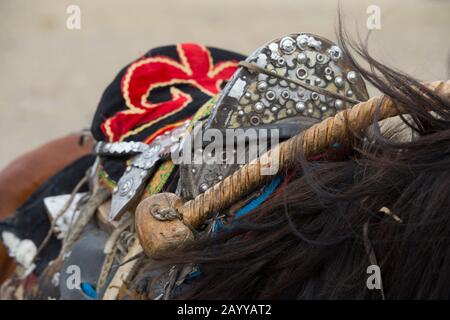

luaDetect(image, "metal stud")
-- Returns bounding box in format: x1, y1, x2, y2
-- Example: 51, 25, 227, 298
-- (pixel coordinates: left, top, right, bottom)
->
257, 81, 268, 92
347, 71, 357, 83
296, 67, 308, 80
250, 116, 261, 126
295, 102, 305, 112
237, 110, 245, 117
328, 45, 342, 61
346, 90, 354, 97
316, 53, 326, 64
334, 76, 344, 88
335, 99, 344, 109
120, 179, 132, 195
280, 37, 296, 54
265, 90, 276, 101
297, 52, 307, 64
296, 34, 309, 48
254, 102, 264, 113
199, 183, 209, 193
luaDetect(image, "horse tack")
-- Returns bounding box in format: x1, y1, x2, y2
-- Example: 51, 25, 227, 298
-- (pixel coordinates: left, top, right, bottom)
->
101, 98, 219, 299
1, 44, 244, 299
135, 80, 450, 256
95, 122, 190, 222
179, 33, 369, 201
135, 193, 191, 256
138, 32, 370, 255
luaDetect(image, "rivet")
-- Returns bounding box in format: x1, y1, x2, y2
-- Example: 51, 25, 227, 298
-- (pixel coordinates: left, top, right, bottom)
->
295, 102, 305, 112
328, 46, 342, 61
250, 116, 261, 126
296, 68, 308, 80
334, 76, 344, 88
199, 183, 209, 193
254, 102, 264, 113
347, 71, 357, 83
257, 81, 268, 92
280, 37, 296, 54
335, 99, 344, 109
297, 52, 307, 64
265, 90, 276, 101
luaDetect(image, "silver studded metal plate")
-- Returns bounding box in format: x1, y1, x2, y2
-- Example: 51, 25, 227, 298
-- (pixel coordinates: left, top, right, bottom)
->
180, 33, 369, 201
108, 121, 190, 221
208, 33, 369, 129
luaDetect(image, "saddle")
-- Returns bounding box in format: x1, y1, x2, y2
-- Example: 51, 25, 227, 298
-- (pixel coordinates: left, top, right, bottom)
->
0, 33, 370, 300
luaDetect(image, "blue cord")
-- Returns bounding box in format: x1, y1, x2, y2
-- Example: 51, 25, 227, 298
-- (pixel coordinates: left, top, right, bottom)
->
213, 176, 282, 234
235, 176, 282, 219
81, 282, 97, 299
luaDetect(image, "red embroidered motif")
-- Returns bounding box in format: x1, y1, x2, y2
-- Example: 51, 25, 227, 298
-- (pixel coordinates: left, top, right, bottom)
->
101, 43, 239, 142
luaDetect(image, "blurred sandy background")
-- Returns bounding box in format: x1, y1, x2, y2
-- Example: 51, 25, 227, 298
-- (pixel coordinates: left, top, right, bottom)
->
0, 0, 449, 169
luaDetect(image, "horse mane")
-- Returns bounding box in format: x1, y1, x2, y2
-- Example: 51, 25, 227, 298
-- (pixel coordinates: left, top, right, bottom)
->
130, 22, 450, 299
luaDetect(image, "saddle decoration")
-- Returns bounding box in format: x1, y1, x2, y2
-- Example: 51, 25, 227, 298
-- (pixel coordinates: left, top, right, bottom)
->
95, 94, 222, 222
91, 43, 245, 184
96, 94, 221, 194
89, 43, 244, 221
178, 33, 369, 201
124, 33, 370, 257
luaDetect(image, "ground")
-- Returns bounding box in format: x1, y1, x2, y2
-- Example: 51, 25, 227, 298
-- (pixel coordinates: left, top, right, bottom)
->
0, 0, 449, 169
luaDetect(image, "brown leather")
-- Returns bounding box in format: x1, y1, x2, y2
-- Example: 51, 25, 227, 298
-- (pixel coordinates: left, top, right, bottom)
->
0, 133, 93, 221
